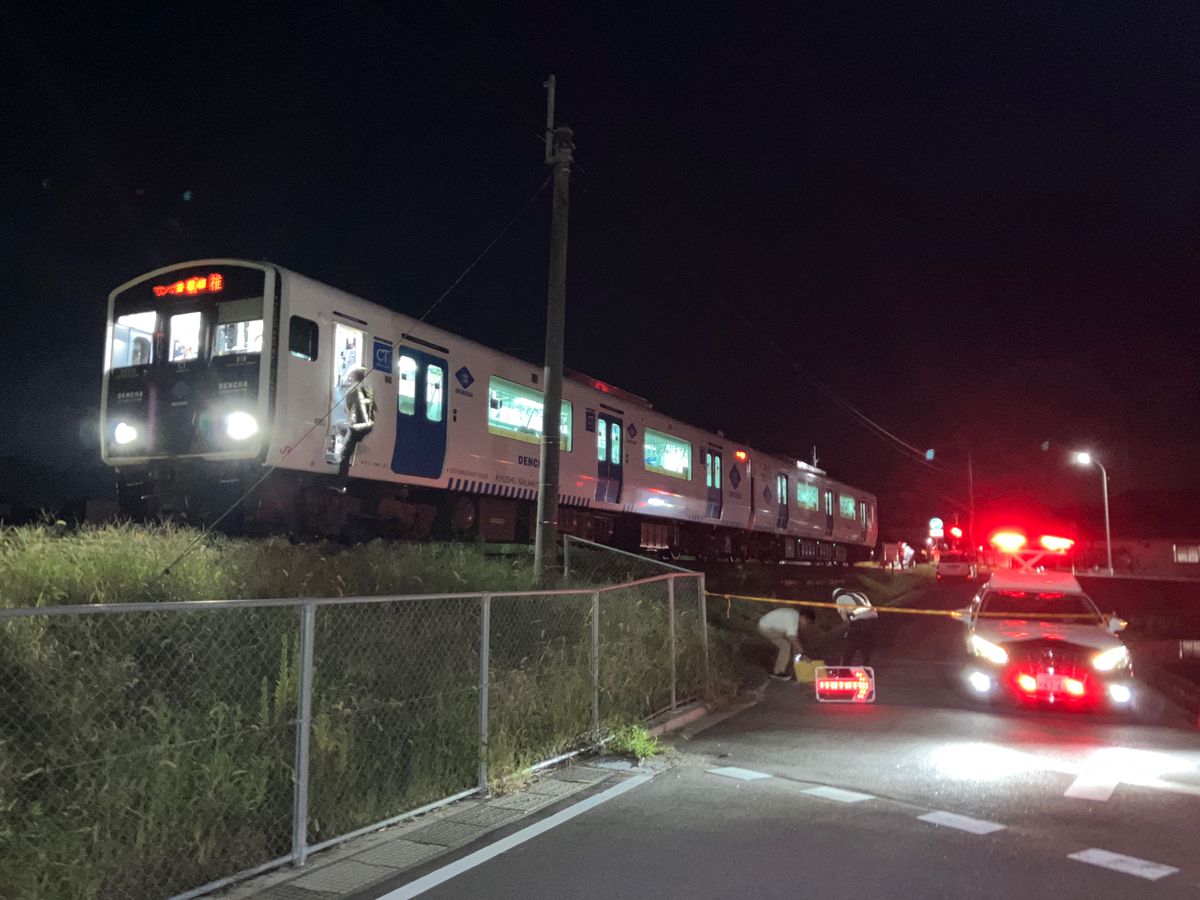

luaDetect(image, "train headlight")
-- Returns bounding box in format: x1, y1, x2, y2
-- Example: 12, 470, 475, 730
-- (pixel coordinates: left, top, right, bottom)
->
226, 411, 259, 440
1093, 645, 1130, 672
113, 422, 138, 445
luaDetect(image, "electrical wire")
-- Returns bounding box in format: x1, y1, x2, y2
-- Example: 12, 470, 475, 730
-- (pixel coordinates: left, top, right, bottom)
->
160, 174, 552, 575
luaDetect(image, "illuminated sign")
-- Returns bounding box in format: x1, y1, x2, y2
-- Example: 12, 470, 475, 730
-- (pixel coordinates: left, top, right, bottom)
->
814, 666, 875, 703
153, 272, 224, 298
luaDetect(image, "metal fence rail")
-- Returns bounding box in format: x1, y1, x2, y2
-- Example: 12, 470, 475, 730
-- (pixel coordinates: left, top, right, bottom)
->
0, 568, 706, 900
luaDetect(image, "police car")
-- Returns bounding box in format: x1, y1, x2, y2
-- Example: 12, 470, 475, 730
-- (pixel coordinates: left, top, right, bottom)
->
958, 570, 1133, 709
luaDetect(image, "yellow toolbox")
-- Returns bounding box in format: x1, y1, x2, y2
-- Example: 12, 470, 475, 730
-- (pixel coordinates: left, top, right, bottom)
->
793, 656, 825, 683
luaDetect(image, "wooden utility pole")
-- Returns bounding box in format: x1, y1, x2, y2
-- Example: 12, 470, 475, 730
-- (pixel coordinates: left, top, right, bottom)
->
967, 450, 976, 553
534, 75, 574, 581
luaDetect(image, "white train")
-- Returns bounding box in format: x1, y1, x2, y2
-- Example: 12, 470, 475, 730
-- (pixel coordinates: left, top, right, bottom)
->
101, 260, 878, 560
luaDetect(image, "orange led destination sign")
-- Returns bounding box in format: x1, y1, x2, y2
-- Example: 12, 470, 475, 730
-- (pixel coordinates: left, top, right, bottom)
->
814, 666, 875, 703
153, 272, 224, 298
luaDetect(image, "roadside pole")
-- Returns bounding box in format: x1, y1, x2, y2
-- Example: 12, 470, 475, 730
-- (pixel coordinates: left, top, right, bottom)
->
534, 74, 574, 582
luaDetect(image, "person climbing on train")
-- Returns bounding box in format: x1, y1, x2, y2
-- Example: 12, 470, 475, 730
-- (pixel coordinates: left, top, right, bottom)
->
834, 587, 879, 666
757, 605, 815, 680
338, 366, 375, 480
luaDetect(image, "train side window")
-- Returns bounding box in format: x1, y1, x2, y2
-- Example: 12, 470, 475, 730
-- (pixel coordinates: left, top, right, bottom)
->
487, 376, 573, 451
796, 482, 819, 510
643, 428, 690, 480
111, 311, 157, 368
169, 311, 202, 362
705, 451, 713, 488
839, 494, 858, 519
397, 355, 418, 416
288, 316, 319, 361
610, 423, 620, 463
598, 422, 607, 461
714, 453, 721, 488
425, 364, 445, 422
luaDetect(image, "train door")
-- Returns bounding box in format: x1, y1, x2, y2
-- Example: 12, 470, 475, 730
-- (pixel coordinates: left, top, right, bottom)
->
704, 449, 723, 519
823, 489, 835, 536
776, 474, 789, 529
390, 348, 448, 478
325, 323, 366, 464
595, 414, 623, 503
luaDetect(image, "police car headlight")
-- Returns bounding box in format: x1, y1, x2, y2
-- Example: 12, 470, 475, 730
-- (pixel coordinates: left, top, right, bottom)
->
113, 422, 138, 445
969, 635, 1009, 665
1093, 645, 1130, 672
226, 411, 259, 440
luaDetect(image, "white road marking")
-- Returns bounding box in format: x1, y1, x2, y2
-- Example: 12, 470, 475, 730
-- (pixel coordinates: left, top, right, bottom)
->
377, 774, 652, 898
802, 786, 874, 803
1068, 848, 1179, 881
917, 811, 1006, 835
706, 766, 772, 781
1064, 772, 1119, 801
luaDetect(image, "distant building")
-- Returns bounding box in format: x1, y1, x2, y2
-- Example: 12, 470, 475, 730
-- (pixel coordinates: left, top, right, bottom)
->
1073, 538, 1200, 579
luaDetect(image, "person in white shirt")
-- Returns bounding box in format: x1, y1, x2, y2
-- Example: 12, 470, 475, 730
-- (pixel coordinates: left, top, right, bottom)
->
757, 606, 814, 680
834, 588, 879, 666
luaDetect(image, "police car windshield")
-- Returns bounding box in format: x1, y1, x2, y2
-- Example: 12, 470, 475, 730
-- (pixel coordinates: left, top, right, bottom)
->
981, 590, 1100, 620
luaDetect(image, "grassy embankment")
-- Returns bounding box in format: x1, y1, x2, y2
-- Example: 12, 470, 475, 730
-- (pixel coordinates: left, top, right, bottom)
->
0, 523, 737, 900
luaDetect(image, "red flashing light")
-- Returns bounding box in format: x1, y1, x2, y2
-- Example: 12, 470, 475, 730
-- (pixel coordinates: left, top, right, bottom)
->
152, 272, 224, 298
1017, 674, 1038, 694
1039, 535, 1075, 553
949, 526, 963, 539
735, 450, 748, 461
990, 531, 1027, 553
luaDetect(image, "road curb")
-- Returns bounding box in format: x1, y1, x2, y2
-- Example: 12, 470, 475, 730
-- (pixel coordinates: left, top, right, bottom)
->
646, 702, 709, 737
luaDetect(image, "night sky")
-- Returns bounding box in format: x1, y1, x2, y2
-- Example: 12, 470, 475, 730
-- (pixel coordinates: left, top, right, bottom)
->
2, 3, 1197, 538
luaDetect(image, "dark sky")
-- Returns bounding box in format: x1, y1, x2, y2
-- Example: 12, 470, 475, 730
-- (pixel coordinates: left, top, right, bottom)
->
2, 2, 1197, 535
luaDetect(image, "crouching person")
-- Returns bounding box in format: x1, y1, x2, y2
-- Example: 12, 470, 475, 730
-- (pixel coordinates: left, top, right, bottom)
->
757, 605, 815, 680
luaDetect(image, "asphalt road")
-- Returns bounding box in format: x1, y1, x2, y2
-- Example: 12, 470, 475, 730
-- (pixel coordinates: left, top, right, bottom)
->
373, 581, 1200, 899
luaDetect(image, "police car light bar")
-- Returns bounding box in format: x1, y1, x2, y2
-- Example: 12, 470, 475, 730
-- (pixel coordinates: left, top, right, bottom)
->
814, 666, 875, 703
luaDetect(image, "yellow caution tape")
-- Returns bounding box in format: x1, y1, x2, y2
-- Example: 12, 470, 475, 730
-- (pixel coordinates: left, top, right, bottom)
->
709, 591, 1109, 621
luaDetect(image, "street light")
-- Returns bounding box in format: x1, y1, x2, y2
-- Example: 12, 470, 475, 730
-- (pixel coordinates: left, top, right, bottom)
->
1073, 451, 1113, 576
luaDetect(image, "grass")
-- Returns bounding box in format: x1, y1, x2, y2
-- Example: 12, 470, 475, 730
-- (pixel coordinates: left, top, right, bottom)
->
0, 522, 736, 900
606, 724, 660, 763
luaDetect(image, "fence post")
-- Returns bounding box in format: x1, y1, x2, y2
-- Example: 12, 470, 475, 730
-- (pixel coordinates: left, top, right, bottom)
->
668, 577, 677, 710
591, 590, 600, 734
563, 535, 572, 580
478, 593, 491, 795
291, 601, 317, 867
698, 573, 708, 691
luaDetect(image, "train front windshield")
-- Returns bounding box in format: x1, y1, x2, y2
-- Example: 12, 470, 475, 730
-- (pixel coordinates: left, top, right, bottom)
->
103, 264, 271, 460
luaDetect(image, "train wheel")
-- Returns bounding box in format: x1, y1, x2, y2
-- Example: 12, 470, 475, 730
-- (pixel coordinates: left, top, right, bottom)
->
451, 496, 478, 536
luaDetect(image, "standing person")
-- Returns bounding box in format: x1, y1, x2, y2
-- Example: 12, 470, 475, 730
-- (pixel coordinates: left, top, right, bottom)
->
338, 367, 376, 480
834, 588, 879, 666
757, 606, 814, 680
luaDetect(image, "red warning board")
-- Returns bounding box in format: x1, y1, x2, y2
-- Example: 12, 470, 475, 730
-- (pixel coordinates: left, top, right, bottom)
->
814, 666, 875, 703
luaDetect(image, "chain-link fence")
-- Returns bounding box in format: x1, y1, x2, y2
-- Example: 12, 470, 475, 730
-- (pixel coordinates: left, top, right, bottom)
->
0, 564, 706, 900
